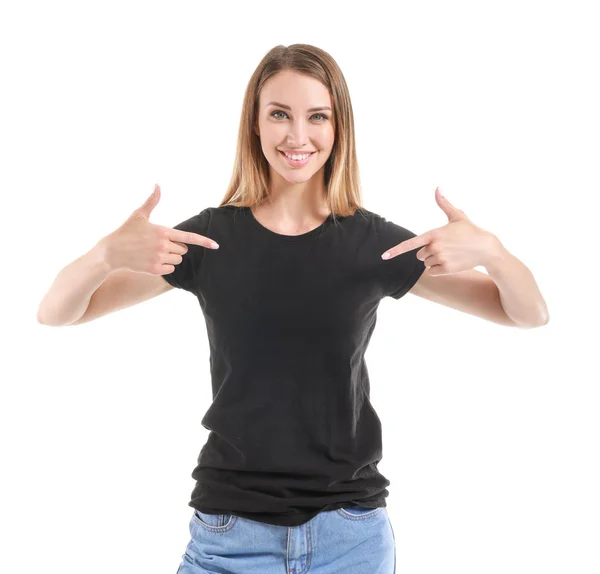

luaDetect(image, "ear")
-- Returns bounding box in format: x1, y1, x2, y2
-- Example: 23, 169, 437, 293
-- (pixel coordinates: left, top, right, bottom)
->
254, 124, 260, 136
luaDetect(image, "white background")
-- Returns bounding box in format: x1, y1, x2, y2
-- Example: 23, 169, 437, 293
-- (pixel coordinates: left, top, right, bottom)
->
2, 1, 598, 573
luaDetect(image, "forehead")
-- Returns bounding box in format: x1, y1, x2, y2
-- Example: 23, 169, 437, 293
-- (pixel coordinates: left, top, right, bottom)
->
259, 70, 332, 109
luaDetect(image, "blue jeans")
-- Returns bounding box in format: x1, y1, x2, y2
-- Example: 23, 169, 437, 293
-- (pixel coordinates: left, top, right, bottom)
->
176, 506, 396, 573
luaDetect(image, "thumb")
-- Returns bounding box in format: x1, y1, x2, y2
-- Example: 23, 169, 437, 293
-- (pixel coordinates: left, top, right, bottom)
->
135, 184, 161, 219
435, 186, 466, 222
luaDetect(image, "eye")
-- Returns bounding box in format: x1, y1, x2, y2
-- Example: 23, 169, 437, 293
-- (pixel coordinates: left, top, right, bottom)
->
270, 110, 328, 121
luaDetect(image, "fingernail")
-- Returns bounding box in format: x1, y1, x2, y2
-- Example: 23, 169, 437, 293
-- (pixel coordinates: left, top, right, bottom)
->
211, 242, 219, 249
382, 252, 390, 260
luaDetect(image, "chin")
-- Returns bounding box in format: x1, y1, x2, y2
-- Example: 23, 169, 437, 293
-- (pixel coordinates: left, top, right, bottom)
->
281, 172, 314, 184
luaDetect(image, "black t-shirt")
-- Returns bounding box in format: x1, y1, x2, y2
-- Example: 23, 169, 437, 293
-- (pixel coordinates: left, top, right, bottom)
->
162, 204, 426, 526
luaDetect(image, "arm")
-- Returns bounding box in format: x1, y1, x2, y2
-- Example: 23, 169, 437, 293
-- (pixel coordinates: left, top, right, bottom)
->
408, 268, 520, 327
37, 241, 115, 326
68, 267, 174, 326
37, 240, 175, 327
382, 188, 549, 328
407, 238, 549, 329
37, 185, 215, 326
483, 238, 549, 328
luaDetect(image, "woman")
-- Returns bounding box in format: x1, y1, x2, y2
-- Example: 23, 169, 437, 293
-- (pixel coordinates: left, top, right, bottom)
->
167, 44, 406, 573
38, 43, 549, 574
168, 44, 405, 574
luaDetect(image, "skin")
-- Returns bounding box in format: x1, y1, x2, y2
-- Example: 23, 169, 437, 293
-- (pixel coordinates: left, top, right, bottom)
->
382, 187, 498, 275
382, 186, 549, 328
253, 69, 335, 235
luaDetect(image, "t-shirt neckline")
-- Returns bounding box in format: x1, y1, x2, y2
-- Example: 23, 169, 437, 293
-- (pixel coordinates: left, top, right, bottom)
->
244, 206, 334, 242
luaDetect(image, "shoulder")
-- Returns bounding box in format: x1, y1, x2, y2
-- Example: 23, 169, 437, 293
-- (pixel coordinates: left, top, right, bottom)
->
190, 205, 240, 224
335, 207, 377, 230
205, 204, 246, 220
328, 207, 418, 246
358, 208, 420, 244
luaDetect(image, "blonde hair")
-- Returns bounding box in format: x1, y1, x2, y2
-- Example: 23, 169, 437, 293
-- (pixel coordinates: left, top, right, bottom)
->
218, 43, 364, 218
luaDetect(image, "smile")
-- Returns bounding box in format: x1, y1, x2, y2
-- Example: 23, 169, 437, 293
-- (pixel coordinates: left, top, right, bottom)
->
279, 150, 316, 166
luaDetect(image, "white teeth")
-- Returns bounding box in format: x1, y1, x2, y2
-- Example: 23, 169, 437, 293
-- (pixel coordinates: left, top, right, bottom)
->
283, 152, 312, 161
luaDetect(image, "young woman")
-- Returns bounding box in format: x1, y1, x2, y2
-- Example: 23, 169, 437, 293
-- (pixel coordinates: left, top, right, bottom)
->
38, 43, 548, 574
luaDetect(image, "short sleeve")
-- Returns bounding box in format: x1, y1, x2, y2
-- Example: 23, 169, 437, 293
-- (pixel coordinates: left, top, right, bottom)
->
375, 215, 426, 300
161, 208, 212, 293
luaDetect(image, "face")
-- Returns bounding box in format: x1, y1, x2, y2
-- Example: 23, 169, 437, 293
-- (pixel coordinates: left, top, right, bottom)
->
255, 70, 335, 185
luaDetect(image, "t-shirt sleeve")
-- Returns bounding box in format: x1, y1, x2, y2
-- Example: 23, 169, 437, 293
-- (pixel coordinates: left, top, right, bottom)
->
161, 208, 211, 293
375, 215, 427, 300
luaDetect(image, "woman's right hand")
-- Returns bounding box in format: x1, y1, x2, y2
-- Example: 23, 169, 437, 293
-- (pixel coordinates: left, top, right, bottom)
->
99, 184, 219, 274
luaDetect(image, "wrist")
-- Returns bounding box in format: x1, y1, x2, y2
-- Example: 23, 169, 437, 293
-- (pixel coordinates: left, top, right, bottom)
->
483, 234, 508, 272
94, 236, 119, 274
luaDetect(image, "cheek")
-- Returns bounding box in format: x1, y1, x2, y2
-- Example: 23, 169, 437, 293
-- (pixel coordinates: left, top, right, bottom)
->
321, 127, 335, 147
259, 124, 285, 144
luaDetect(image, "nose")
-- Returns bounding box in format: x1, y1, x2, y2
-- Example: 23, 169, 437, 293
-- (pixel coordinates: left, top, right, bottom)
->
287, 118, 310, 147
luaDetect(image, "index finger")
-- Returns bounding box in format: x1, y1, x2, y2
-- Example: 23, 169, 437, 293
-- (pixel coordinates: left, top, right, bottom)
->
168, 227, 219, 249
382, 231, 433, 259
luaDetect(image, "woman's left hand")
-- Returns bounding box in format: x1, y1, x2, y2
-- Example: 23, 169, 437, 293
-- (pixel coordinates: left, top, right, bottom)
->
381, 187, 500, 277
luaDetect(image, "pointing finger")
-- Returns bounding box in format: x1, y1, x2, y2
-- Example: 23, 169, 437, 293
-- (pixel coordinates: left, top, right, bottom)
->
168, 227, 219, 249
381, 230, 433, 260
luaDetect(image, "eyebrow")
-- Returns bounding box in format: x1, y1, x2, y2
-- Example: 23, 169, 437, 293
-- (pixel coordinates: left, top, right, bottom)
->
266, 101, 332, 112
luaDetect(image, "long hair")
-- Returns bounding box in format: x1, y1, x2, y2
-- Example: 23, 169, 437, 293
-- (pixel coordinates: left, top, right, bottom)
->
218, 44, 364, 218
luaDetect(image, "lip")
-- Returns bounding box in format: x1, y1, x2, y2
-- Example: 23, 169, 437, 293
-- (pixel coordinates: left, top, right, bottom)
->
279, 150, 316, 167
